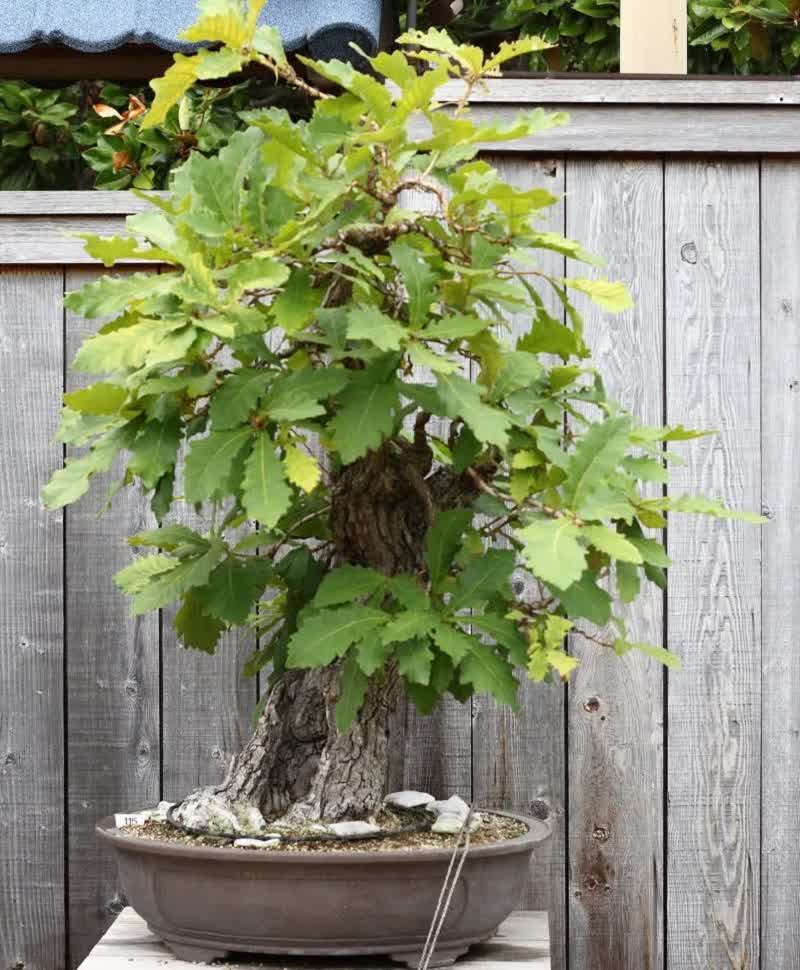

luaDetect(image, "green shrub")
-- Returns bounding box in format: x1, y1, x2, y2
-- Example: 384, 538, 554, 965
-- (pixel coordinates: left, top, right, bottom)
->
0, 79, 251, 190
420, 0, 800, 74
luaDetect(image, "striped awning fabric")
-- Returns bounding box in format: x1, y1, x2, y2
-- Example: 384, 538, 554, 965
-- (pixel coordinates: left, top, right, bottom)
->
0, 0, 384, 61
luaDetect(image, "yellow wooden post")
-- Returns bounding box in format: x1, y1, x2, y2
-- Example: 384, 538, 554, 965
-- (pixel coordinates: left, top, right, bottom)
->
620, 0, 688, 74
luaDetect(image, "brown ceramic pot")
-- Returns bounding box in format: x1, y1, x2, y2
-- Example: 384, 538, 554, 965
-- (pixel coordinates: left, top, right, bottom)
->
97, 811, 549, 968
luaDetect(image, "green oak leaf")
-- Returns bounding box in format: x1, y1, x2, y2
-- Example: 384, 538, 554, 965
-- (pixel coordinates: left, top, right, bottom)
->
130, 542, 225, 614
328, 374, 398, 464
266, 368, 348, 422
114, 554, 176, 594
459, 643, 519, 708
174, 591, 226, 654
380, 610, 439, 645
614, 639, 682, 671
128, 525, 208, 551
210, 369, 268, 430
518, 517, 587, 589
184, 429, 252, 504
564, 416, 632, 514
449, 548, 516, 612
347, 305, 407, 351
286, 605, 388, 668
436, 372, 510, 449
356, 633, 393, 676
432, 624, 474, 663
390, 240, 437, 328
242, 433, 293, 528
395, 638, 434, 685
581, 525, 643, 564
551, 572, 613, 626
424, 508, 473, 585
313, 565, 386, 609
202, 558, 273, 624
336, 650, 369, 731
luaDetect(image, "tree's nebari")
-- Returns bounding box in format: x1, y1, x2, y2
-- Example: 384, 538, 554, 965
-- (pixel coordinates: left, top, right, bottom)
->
175, 665, 402, 832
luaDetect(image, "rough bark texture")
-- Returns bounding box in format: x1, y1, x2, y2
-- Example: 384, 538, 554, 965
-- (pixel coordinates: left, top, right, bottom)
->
174, 665, 403, 833
174, 432, 485, 832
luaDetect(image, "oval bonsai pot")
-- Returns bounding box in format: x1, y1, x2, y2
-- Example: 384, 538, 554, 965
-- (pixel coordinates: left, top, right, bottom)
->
97, 810, 549, 968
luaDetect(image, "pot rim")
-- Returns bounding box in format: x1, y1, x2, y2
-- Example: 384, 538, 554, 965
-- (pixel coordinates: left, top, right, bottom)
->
97, 808, 550, 866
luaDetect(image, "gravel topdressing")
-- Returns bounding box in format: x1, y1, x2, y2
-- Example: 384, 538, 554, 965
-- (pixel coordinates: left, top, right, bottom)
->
118, 808, 529, 853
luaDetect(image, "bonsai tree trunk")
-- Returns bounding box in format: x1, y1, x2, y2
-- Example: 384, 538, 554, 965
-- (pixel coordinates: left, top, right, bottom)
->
174, 431, 480, 834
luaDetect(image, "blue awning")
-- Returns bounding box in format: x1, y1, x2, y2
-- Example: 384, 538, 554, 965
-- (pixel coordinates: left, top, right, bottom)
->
0, 1, 384, 61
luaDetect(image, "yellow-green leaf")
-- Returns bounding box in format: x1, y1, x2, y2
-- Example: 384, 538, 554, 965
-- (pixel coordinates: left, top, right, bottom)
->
285, 445, 321, 493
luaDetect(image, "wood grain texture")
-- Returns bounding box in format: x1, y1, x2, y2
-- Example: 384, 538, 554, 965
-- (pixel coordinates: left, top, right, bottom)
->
664, 160, 761, 970
438, 77, 800, 106
759, 160, 800, 970
565, 160, 665, 970
0, 192, 165, 216
409, 106, 800, 155
64, 267, 160, 967
160, 494, 256, 799
0, 215, 136, 265
0, 268, 66, 970
78, 909, 551, 970
161, 617, 257, 800
620, 0, 687, 74
467, 154, 567, 970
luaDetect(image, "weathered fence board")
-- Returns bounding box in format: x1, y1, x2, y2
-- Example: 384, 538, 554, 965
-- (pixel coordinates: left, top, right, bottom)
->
759, 160, 800, 970
664, 161, 762, 970
0, 133, 793, 970
471, 153, 568, 970
64, 266, 161, 967
566, 158, 665, 970
0, 268, 66, 970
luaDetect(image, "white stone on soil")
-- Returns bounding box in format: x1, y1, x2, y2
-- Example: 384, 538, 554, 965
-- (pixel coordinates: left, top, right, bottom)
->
173, 791, 268, 837
155, 801, 175, 821
385, 790, 435, 810
426, 795, 482, 834
328, 820, 381, 838
431, 813, 482, 834
425, 795, 470, 818
234, 838, 281, 849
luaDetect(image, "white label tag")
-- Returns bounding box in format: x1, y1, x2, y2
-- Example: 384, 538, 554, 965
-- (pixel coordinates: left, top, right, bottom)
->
114, 811, 151, 828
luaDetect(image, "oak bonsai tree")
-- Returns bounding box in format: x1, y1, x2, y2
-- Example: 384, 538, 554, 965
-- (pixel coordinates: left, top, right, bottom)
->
44, 0, 758, 836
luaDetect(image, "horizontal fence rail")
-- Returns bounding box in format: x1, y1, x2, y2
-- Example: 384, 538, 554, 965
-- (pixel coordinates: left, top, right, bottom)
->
0, 88, 798, 970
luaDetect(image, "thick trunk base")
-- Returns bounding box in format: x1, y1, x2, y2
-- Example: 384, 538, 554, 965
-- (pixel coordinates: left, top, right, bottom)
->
174, 665, 402, 835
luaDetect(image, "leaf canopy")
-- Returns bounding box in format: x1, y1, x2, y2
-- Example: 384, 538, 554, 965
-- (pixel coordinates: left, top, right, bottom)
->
43, 9, 761, 716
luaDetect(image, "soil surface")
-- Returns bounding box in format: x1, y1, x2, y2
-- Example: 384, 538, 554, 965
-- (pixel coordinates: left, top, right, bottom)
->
118, 807, 528, 853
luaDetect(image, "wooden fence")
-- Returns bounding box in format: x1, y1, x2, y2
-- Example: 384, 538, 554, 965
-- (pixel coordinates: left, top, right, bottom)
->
2, 80, 799, 970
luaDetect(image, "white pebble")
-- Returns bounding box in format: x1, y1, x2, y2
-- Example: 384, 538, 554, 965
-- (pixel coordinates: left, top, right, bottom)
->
426, 795, 470, 818
328, 821, 381, 838
385, 790, 435, 810
234, 838, 280, 849
432, 813, 482, 835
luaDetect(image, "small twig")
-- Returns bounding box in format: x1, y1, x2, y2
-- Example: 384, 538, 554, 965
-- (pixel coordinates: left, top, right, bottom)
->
570, 627, 614, 650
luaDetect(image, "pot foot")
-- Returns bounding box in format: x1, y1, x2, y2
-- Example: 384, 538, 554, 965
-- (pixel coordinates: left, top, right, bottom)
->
162, 940, 232, 964
391, 944, 470, 968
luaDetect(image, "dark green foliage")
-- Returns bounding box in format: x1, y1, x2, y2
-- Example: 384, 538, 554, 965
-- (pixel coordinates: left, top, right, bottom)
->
0, 78, 251, 190
418, 0, 800, 74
